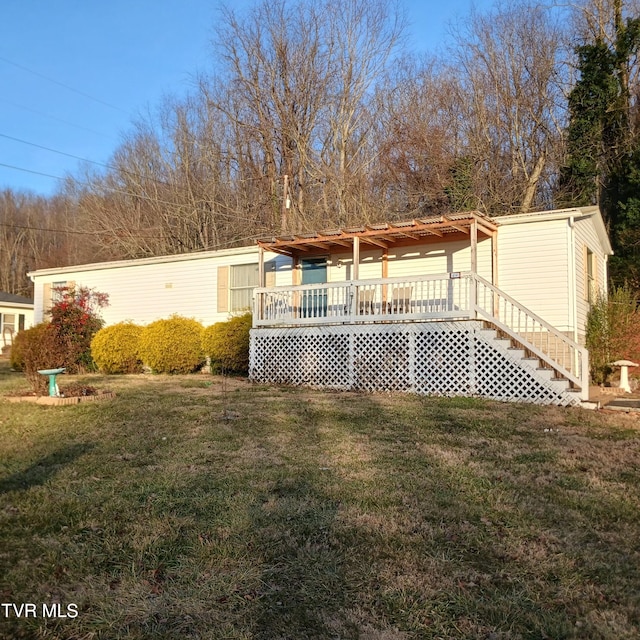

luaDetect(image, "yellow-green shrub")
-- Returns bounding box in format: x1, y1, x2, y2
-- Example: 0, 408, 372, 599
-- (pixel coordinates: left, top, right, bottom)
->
91, 322, 144, 374
202, 313, 252, 375
139, 316, 204, 374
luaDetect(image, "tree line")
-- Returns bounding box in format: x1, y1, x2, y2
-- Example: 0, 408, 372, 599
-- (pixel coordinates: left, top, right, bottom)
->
2, 0, 640, 296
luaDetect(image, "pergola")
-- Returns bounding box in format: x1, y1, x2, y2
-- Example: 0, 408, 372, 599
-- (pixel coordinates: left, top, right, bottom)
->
256, 211, 499, 286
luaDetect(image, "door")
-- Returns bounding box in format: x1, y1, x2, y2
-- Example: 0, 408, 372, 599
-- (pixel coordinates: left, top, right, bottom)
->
301, 257, 328, 318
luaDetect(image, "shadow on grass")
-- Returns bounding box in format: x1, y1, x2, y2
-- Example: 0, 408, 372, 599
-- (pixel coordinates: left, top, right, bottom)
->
0, 443, 94, 494
249, 473, 353, 639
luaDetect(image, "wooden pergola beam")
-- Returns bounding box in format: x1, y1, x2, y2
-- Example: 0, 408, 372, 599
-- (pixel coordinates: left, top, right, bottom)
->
256, 212, 496, 254
361, 237, 389, 248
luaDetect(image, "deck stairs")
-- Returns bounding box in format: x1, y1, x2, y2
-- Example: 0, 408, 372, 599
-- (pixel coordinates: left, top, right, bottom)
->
478, 321, 583, 405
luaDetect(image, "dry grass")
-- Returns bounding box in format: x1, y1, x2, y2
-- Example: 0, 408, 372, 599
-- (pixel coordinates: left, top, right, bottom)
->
1, 363, 639, 639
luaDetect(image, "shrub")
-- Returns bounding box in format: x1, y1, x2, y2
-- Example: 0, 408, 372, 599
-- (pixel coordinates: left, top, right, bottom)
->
202, 313, 252, 375
586, 285, 640, 384
91, 322, 144, 374
10, 323, 68, 394
48, 285, 109, 373
139, 316, 204, 374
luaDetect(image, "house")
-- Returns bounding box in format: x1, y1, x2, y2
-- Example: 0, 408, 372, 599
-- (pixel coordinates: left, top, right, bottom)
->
29, 245, 285, 328
0, 292, 34, 352
250, 207, 611, 406
28, 206, 612, 406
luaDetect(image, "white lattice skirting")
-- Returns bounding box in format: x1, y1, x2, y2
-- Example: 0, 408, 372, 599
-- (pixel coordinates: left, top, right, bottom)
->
250, 321, 581, 406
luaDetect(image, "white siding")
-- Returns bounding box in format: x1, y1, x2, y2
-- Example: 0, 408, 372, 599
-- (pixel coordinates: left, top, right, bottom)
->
320, 238, 493, 283
574, 215, 608, 340
32, 247, 280, 327
326, 249, 383, 282
386, 238, 492, 280
497, 219, 571, 331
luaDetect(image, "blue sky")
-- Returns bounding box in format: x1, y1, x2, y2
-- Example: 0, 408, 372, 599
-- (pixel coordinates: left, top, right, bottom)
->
0, 0, 492, 196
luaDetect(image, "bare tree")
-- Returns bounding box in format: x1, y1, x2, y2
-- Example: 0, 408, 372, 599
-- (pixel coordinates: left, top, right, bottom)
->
451, 2, 566, 214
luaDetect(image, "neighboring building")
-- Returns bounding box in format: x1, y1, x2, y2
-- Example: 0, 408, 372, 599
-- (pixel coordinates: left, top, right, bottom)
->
29, 206, 612, 406
0, 292, 34, 350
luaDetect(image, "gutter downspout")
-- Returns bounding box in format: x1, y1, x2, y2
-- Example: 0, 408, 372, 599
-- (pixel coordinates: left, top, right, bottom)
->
568, 216, 578, 344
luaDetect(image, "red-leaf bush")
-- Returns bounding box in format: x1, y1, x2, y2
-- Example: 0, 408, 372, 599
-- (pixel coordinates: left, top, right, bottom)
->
48, 285, 109, 372
14, 286, 109, 394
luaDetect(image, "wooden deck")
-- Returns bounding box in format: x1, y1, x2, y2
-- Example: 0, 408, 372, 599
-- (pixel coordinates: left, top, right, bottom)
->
253, 272, 590, 399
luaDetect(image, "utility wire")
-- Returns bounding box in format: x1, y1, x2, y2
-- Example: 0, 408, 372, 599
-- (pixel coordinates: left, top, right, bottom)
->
0, 221, 263, 255
0, 55, 127, 113
0, 221, 157, 238
0, 98, 116, 141
0, 161, 267, 225
0, 132, 113, 168
0, 131, 174, 188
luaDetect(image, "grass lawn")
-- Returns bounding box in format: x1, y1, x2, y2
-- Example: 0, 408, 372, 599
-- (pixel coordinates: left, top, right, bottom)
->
0, 362, 639, 639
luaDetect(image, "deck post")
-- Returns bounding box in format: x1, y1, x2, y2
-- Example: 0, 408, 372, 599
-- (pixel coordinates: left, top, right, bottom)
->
470, 219, 478, 317
382, 247, 388, 311
258, 246, 265, 322
353, 236, 360, 280
352, 236, 360, 318
292, 254, 300, 318
492, 230, 499, 317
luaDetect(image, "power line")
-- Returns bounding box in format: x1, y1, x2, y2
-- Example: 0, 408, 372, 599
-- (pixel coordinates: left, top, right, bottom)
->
0, 161, 265, 224
0, 98, 116, 141
0, 221, 263, 253
0, 131, 172, 189
0, 132, 112, 168
0, 55, 127, 113
0, 221, 156, 238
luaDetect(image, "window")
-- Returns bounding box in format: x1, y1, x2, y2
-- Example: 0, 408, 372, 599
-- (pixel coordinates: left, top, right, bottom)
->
52, 281, 67, 302
1, 313, 15, 343
585, 248, 596, 304
230, 264, 259, 312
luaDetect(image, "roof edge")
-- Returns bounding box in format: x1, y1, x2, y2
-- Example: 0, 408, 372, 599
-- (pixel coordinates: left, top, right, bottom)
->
28, 244, 261, 279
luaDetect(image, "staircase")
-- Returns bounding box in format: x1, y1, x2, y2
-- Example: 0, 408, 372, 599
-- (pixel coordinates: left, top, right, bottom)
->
475, 322, 582, 406
472, 274, 589, 402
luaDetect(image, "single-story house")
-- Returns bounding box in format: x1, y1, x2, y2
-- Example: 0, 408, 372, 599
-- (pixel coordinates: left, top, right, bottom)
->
28, 206, 612, 406
0, 292, 34, 350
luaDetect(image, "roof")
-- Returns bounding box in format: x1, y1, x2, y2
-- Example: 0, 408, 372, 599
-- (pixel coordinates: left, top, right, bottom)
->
257, 211, 498, 256
27, 206, 612, 277
496, 206, 613, 255
28, 244, 260, 278
0, 291, 33, 306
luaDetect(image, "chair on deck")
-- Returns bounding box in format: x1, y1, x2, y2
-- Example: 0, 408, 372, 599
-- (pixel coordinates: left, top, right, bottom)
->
388, 286, 412, 314
358, 289, 376, 315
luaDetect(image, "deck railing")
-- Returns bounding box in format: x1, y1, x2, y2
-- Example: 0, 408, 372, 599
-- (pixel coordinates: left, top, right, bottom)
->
253, 272, 589, 395
253, 273, 473, 327
472, 274, 588, 393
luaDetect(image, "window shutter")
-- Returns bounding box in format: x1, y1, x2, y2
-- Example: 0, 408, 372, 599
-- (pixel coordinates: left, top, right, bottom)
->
43, 283, 52, 318
217, 266, 229, 313
18, 314, 25, 331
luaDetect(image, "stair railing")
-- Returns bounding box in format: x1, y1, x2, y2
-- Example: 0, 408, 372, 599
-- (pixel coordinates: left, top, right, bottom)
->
471, 273, 589, 397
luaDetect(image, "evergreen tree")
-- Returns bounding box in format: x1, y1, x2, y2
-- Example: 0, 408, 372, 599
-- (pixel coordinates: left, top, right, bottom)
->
558, 10, 640, 290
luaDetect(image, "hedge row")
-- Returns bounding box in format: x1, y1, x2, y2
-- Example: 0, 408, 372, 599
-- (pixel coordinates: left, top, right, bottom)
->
89, 313, 252, 375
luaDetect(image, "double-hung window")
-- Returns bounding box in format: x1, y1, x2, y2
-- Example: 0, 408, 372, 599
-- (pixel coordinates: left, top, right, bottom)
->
229, 264, 259, 312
